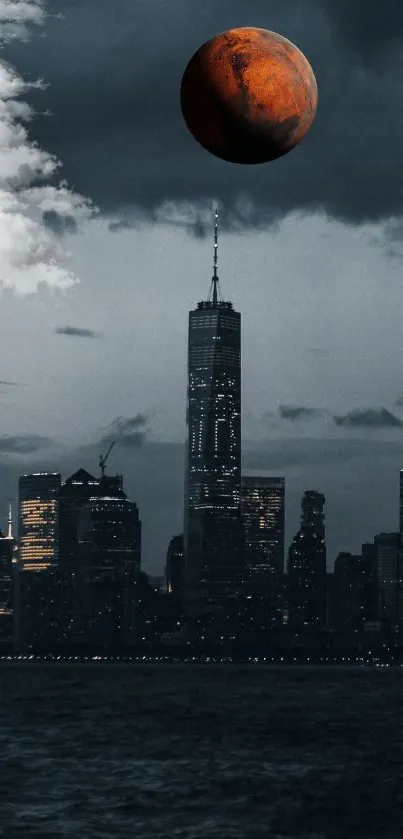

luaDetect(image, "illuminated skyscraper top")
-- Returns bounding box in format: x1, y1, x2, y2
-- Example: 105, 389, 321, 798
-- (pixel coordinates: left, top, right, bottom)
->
184, 208, 243, 621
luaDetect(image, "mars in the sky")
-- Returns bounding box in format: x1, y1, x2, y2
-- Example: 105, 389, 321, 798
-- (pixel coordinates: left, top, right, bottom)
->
180, 27, 318, 165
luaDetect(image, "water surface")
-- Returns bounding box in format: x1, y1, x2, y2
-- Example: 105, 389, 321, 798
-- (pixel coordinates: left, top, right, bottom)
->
0, 664, 402, 838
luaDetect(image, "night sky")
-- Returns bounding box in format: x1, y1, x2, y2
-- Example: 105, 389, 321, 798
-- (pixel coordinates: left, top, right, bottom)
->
0, 0, 402, 571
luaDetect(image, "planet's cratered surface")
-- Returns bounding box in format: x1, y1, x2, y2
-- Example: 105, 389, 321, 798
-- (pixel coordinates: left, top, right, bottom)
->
180, 27, 318, 164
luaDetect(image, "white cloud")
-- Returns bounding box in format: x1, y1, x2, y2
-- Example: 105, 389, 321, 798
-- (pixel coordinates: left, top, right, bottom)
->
0, 1, 96, 295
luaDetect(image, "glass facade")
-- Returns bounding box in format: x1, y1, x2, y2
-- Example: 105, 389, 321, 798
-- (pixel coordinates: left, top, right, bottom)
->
18, 473, 61, 571
184, 297, 243, 619
241, 477, 285, 575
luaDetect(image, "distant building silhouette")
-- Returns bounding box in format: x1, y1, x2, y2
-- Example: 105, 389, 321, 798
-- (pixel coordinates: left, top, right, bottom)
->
0, 506, 16, 651
184, 209, 244, 626
58, 468, 101, 568
399, 470, 403, 539
288, 491, 326, 626
74, 472, 141, 653
328, 552, 373, 630
165, 534, 184, 595
301, 490, 325, 535
57, 468, 103, 649
374, 532, 403, 627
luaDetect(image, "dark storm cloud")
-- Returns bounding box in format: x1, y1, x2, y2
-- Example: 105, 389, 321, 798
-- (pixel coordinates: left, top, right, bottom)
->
4, 0, 403, 230
43, 210, 78, 236
279, 405, 323, 421
54, 326, 98, 338
0, 435, 53, 454
333, 408, 403, 429
323, 0, 403, 59
108, 211, 208, 238
100, 415, 149, 449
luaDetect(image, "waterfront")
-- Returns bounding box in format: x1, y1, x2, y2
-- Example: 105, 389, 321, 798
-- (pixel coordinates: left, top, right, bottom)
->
0, 664, 403, 837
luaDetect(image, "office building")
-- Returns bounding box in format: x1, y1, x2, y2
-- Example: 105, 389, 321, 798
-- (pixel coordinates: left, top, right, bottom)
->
184, 209, 243, 623
328, 552, 373, 630
0, 506, 16, 650
241, 477, 285, 574
241, 476, 286, 627
58, 469, 101, 568
288, 491, 327, 626
374, 532, 403, 627
18, 472, 61, 570
75, 472, 142, 652
301, 490, 325, 535
56, 468, 102, 647
165, 534, 184, 596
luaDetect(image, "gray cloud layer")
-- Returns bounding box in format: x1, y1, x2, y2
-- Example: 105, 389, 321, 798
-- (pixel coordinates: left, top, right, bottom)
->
334, 408, 403, 428
100, 415, 149, 449
0, 435, 53, 454
3, 0, 403, 231
54, 326, 98, 338
279, 405, 324, 421
277, 405, 403, 429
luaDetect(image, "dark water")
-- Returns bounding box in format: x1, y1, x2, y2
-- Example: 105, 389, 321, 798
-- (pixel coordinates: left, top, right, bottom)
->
0, 665, 402, 838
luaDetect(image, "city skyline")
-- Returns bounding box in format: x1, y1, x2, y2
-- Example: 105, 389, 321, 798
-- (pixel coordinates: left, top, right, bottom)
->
0, 3, 402, 572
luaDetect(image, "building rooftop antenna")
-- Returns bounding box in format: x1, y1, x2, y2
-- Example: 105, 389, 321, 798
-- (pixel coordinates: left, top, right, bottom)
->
5, 498, 13, 540
212, 206, 219, 306
199, 205, 232, 311
207, 206, 224, 307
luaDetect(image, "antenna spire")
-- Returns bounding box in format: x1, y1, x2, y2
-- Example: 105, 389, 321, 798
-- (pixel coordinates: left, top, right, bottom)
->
5, 499, 13, 540
211, 206, 219, 306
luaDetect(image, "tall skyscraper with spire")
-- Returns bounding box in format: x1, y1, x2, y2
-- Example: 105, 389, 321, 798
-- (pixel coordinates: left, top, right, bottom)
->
184, 208, 243, 624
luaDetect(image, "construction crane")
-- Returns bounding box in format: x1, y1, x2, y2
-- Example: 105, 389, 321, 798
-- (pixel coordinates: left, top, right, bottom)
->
99, 440, 116, 478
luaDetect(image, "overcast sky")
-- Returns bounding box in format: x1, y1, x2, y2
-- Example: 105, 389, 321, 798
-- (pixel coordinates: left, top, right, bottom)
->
0, 0, 403, 571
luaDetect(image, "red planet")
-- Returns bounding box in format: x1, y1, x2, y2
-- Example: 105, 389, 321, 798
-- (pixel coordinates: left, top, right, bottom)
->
180, 27, 318, 164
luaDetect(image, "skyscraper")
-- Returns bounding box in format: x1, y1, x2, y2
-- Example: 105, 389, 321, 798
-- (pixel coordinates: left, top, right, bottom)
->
58, 468, 101, 570
288, 490, 327, 626
0, 505, 16, 650
74, 472, 142, 652
374, 532, 403, 627
18, 472, 61, 570
241, 476, 286, 627
399, 470, 403, 540
241, 477, 285, 575
301, 490, 326, 535
328, 552, 373, 630
165, 534, 184, 597
184, 209, 243, 623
